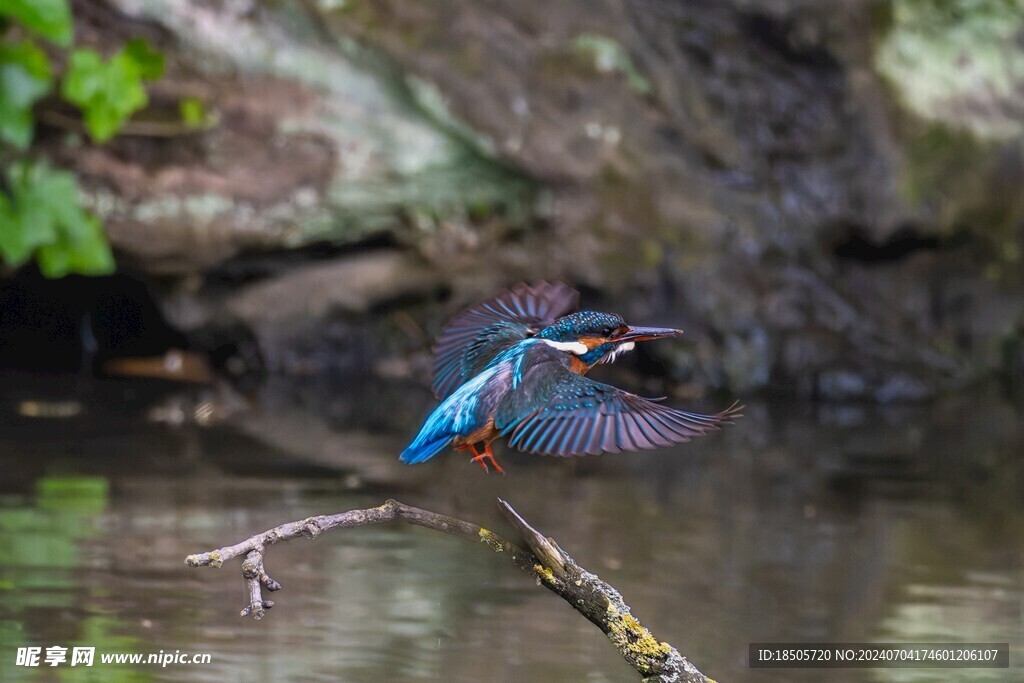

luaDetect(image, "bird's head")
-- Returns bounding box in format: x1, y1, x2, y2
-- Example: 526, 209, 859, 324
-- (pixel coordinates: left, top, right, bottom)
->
536, 311, 684, 366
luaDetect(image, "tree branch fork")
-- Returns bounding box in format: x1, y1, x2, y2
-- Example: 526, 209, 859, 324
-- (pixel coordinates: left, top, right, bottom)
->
185, 498, 714, 683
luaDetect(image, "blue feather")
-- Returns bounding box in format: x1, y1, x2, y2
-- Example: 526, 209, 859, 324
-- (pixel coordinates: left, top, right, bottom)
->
400, 363, 505, 464
399, 433, 454, 464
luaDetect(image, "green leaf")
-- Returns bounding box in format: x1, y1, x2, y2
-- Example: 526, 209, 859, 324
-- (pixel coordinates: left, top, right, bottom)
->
36, 213, 113, 276
0, 161, 115, 276
0, 0, 73, 46
62, 48, 146, 141
122, 38, 164, 80
0, 164, 57, 264
178, 96, 206, 127
0, 40, 53, 148
61, 40, 164, 142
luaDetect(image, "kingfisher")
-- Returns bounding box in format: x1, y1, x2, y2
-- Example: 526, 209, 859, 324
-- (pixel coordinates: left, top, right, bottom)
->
400, 281, 741, 473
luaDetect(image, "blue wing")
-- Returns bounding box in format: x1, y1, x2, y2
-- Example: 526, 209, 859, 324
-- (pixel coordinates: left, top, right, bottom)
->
431, 281, 579, 400
494, 343, 741, 457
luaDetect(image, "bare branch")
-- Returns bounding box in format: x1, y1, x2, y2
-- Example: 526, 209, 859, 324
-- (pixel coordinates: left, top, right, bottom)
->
185, 499, 714, 683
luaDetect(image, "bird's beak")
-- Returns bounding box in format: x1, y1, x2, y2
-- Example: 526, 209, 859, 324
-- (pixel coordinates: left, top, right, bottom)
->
618, 326, 684, 343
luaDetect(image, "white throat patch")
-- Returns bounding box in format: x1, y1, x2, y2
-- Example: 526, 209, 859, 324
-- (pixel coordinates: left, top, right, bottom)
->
600, 341, 635, 364
541, 339, 589, 355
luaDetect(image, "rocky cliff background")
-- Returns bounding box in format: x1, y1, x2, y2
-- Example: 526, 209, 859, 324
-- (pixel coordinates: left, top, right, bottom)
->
11, 0, 1024, 402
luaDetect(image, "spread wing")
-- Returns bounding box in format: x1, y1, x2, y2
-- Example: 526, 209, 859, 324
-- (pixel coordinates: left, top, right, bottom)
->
431, 281, 579, 399
495, 342, 741, 457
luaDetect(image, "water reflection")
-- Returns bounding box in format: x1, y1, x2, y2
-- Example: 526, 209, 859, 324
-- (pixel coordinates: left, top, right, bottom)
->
0, 378, 1020, 682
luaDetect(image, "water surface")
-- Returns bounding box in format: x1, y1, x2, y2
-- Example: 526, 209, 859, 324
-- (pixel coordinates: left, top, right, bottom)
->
0, 377, 1021, 682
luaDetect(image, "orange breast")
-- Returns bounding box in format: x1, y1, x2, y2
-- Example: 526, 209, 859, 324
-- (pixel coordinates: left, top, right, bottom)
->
569, 355, 591, 375
453, 417, 500, 447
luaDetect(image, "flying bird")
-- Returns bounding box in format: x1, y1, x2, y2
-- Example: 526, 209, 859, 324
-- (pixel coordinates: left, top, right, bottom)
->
400, 281, 740, 472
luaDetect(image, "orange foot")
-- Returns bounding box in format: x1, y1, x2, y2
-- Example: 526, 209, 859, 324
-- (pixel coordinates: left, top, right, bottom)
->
456, 443, 504, 474
469, 444, 505, 475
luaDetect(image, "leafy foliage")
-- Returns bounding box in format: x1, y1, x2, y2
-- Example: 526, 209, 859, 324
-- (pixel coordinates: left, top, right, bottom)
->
0, 40, 52, 148
62, 39, 165, 142
0, 161, 114, 277
0, 0, 73, 46
0, 1, 179, 277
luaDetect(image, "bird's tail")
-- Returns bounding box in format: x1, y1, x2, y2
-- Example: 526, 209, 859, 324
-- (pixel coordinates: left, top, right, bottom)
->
399, 431, 453, 464
400, 363, 498, 464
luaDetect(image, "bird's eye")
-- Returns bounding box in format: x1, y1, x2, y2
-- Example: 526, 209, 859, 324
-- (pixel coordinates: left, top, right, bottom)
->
601, 326, 615, 337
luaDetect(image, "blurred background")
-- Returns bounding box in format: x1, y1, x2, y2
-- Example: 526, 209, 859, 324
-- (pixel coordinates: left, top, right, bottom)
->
1, 1, 1022, 682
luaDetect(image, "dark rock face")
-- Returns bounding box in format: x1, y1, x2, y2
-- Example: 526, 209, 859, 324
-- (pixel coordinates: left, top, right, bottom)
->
50, 0, 1024, 399
325, 0, 1024, 399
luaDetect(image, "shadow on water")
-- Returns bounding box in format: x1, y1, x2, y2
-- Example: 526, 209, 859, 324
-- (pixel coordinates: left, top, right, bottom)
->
0, 374, 1021, 682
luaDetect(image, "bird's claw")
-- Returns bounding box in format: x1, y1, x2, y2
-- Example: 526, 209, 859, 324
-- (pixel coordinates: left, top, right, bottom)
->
470, 452, 505, 475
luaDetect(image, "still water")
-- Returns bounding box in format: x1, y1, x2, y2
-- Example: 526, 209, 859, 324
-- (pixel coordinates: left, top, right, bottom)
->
0, 376, 1021, 682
